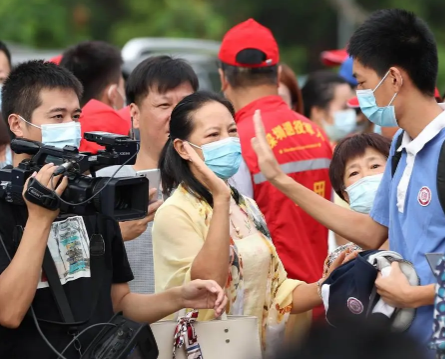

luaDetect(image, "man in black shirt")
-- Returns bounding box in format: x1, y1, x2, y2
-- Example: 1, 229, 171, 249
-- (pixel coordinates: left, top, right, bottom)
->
0, 60, 227, 358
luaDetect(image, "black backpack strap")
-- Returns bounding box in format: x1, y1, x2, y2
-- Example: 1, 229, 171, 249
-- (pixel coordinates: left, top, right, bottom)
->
391, 131, 405, 178
437, 140, 445, 216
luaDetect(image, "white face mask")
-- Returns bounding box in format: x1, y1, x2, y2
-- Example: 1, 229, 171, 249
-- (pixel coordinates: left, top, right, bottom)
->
345, 173, 383, 214
19, 116, 82, 149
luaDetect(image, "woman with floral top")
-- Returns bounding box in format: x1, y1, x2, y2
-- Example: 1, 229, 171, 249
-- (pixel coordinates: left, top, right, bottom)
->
152, 91, 352, 357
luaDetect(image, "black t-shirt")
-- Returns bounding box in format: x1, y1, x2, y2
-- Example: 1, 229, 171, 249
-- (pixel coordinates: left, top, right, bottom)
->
0, 199, 134, 359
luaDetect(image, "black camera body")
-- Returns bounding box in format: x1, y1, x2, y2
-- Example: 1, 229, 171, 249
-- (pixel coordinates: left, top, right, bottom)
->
0, 132, 148, 221
81, 312, 158, 359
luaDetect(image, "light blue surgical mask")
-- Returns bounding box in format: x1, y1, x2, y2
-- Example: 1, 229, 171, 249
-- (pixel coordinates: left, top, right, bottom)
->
19, 116, 82, 149
356, 70, 399, 127
189, 137, 242, 180
323, 109, 357, 142
345, 173, 383, 214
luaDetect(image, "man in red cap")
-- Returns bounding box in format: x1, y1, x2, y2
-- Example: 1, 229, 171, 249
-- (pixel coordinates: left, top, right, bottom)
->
219, 19, 333, 299
60, 41, 130, 153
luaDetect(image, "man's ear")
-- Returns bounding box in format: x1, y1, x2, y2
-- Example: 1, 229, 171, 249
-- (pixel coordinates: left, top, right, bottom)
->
106, 84, 119, 107
130, 103, 140, 129
389, 67, 404, 93
219, 68, 229, 92
8, 114, 23, 138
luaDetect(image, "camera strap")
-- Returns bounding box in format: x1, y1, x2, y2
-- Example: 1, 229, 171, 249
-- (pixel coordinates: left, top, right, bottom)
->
42, 247, 76, 323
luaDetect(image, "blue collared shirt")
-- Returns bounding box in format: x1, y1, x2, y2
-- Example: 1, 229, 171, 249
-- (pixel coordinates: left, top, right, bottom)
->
371, 106, 445, 350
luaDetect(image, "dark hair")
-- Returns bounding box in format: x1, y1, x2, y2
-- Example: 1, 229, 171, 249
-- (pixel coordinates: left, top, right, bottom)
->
280, 63, 304, 114
60, 41, 122, 107
126, 56, 199, 105
348, 9, 437, 96
0, 41, 12, 67
329, 133, 391, 201
302, 70, 350, 119
2, 60, 83, 139
159, 91, 235, 206
277, 318, 426, 359
0, 112, 10, 148
220, 62, 278, 89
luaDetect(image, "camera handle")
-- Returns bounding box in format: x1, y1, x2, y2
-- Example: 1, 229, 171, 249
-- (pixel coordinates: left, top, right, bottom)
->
24, 177, 60, 211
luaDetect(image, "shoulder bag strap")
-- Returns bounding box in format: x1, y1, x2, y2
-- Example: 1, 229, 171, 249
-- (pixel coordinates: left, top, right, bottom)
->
391, 131, 405, 178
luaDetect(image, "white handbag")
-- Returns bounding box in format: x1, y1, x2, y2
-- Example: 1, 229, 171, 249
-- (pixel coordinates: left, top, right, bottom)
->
151, 309, 262, 359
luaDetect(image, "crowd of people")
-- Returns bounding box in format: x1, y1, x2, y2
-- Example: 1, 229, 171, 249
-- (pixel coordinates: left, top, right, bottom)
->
0, 7, 444, 359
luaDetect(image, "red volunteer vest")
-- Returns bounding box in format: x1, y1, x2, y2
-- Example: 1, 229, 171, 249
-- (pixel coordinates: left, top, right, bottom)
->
236, 96, 332, 284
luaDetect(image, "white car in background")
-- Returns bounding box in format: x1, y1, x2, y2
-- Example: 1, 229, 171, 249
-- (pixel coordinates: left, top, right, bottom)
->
121, 37, 221, 93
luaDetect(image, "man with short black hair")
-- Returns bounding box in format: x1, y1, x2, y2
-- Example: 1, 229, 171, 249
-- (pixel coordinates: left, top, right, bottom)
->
251, 9, 445, 352
218, 19, 333, 299
0, 41, 11, 84
97, 55, 198, 294
60, 41, 130, 153
0, 60, 227, 358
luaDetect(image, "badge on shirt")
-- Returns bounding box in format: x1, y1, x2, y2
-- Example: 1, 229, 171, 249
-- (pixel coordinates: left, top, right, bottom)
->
418, 186, 432, 207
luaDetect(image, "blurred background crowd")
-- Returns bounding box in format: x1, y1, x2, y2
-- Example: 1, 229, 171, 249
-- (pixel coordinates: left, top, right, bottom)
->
2, 0, 445, 91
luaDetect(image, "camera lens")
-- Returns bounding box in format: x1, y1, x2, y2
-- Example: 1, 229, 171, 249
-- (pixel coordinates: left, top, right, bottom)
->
114, 187, 130, 210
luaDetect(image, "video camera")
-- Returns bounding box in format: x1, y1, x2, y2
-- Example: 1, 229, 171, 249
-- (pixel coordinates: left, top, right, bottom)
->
0, 132, 148, 221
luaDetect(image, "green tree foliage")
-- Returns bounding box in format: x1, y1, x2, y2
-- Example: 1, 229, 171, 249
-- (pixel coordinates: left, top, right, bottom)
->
110, 0, 227, 45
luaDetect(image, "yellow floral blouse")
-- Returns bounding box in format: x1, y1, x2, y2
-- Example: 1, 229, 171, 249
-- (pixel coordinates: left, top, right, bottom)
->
152, 185, 304, 355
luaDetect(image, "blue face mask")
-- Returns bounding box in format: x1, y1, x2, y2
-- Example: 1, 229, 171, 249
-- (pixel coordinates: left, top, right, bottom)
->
356, 70, 399, 127
19, 116, 82, 149
323, 109, 357, 142
189, 137, 242, 180
345, 173, 383, 214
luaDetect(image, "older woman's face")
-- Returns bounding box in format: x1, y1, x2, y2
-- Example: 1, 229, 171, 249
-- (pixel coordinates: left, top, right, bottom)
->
187, 101, 238, 161
278, 82, 292, 109
343, 147, 387, 191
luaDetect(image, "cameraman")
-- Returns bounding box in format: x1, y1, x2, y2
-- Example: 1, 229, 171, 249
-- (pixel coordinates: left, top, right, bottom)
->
0, 60, 227, 358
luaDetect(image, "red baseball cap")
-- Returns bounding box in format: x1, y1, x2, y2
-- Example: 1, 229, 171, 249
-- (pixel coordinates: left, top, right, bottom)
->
49, 55, 63, 65
321, 49, 348, 67
348, 87, 442, 108
219, 18, 279, 68
347, 97, 360, 108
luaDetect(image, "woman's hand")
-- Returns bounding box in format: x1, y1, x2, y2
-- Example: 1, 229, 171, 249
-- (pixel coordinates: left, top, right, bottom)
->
323, 250, 359, 282
183, 142, 230, 201
251, 109, 285, 183
180, 279, 228, 317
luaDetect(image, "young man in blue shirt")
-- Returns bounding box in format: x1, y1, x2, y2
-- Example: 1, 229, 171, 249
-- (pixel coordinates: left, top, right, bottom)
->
250, 8, 444, 352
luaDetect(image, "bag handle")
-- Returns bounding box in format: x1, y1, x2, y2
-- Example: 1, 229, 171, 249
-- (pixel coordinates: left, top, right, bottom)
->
176, 308, 228, 321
